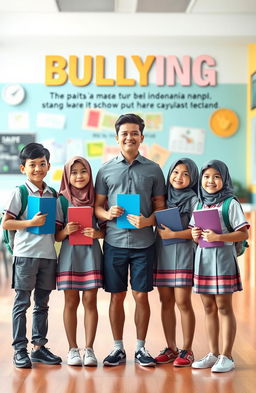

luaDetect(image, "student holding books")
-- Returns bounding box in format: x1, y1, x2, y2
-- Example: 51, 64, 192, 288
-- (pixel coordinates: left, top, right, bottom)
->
190, 160, 249, 373
154, 158, 199, 367
55, 156, 104, 367
95, 113, 165, 367
2, 143, 62, 368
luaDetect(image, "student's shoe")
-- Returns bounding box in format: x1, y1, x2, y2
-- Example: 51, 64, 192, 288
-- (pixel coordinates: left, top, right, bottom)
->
103, 348, 126, 366
173, 350, 194, 367
155, 347, 179, 364
31, 346, 62, 365
135, 347, 156, 367
13, 348, 32, 368
192, 352, 218, 369
67, 348, 82, 366
211, 355, 235, 373
83, 348, 97, 367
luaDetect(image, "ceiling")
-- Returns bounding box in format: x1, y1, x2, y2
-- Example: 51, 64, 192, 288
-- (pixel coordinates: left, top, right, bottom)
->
56, 0, 256, 13
56, 0, 191, 13
0, 0, 256, 14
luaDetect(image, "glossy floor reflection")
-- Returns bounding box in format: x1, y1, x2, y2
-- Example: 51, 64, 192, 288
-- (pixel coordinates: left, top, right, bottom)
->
1, 259, 256, 393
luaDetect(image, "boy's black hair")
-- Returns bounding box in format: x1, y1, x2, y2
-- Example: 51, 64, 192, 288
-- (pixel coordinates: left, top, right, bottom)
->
115, 113, 145, 135
19, 143, 50, 166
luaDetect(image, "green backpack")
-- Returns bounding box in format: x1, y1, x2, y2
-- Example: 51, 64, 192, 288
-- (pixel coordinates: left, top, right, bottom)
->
221, 197, 249, 257
0, 185, 57, 255
197, 197, 249, 257
59, 195, 69, 222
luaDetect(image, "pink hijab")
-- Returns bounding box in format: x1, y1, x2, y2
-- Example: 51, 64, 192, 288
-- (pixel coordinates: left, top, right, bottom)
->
59, 156, 95, 207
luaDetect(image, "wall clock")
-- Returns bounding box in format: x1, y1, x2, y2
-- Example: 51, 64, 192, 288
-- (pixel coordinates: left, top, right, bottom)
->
2, 84, 26, 106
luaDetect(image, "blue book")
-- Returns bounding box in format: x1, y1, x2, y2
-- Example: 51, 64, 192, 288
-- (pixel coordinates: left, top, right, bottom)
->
116, 194, 140, 229
155, 207, 187, 246
27, 196, 56, 234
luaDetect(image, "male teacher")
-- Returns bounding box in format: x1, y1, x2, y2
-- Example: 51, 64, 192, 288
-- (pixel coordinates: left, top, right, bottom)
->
95, 113, 165, 367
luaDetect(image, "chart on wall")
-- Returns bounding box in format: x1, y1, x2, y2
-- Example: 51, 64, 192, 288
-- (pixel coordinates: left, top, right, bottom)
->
0, 133, 35, 174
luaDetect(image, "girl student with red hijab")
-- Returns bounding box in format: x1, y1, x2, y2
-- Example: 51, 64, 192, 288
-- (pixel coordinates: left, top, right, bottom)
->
55, 157, 104, 367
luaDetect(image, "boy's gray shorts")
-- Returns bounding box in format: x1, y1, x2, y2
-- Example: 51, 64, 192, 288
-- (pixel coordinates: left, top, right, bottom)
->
12, 257, 57, 290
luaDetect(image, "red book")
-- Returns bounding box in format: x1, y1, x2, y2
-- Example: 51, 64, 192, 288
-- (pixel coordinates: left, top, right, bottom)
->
68, 206, 93, 245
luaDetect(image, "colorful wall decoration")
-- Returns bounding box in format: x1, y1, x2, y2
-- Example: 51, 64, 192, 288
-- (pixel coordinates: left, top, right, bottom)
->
0, 78, 246, 194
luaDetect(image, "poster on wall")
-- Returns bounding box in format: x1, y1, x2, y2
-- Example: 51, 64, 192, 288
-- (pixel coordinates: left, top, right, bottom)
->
251, 72, 256, 110
0, 133, 36, 174
252, 117, 256, 184
168, 126, 205, 155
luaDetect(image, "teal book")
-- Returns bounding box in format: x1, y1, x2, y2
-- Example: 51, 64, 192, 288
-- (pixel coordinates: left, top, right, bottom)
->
27, 196, 56, 234
116, 194, 140, 229
155, 207, 187, 246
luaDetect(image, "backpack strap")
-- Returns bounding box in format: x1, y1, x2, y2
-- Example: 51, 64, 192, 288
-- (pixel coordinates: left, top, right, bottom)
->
49, 186, 57, 198
16, 185, 57, 219
196, 201, 203, 210
222, 196, 234, 232
59, 195, 69, 222
17, 184, 29, 218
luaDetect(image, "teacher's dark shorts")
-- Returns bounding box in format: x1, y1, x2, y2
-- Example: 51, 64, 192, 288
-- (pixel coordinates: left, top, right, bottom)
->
103, 242, 155, 293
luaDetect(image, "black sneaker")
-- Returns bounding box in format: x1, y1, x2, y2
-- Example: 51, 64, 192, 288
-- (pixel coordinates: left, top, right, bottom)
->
135, 347, 156, 367
31, 346, 62, 365
13, 348, 32, 368
103, 349, 126, 366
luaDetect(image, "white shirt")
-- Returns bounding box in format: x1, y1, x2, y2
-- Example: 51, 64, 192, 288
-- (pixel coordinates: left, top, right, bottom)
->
5, 179, 59, 259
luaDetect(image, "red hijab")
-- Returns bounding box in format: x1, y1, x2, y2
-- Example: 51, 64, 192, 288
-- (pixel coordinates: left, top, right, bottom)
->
59, 156, 95, 207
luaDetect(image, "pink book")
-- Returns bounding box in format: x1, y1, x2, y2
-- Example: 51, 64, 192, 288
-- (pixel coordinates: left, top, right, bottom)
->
68, 207, 93, 245
193, 209, 224, 248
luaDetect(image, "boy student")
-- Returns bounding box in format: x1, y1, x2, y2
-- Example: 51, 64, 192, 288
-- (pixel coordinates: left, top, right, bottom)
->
2, 143, 62, 368
95, 113, 165, 367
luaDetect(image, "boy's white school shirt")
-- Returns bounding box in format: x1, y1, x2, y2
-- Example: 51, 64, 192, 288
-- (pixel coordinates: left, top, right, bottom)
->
4, 179, 59, 259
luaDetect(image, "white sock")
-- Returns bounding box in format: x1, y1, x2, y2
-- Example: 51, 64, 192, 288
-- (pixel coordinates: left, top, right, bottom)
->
114, 340, 124, 350
136, 339, 145, 352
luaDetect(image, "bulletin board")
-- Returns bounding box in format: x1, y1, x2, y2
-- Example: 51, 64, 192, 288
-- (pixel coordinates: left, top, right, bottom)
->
0, 82, 246, 190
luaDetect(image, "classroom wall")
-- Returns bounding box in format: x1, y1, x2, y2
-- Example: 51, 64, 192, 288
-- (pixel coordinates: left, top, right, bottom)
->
247, 43, 256, 203
0, 12, 252, 207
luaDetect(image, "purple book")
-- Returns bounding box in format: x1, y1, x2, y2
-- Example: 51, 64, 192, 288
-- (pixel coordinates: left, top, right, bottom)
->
193, 209, 224, 248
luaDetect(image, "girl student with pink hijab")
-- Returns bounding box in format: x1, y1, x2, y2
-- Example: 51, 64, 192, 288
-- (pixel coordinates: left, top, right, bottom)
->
55, 156, 104, 367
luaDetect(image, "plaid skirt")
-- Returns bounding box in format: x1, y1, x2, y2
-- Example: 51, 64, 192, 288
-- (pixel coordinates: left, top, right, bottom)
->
56, 238, 103, 291
193, 244, 242, 294
154, 237, 194, 287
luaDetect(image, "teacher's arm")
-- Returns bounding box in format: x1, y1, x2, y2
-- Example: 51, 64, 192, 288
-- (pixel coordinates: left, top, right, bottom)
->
95, 193, 123, 221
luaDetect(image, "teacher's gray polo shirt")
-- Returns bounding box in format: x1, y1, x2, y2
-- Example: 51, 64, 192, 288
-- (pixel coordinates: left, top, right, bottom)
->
95, 153, 165, 249
5, 179, 58, 259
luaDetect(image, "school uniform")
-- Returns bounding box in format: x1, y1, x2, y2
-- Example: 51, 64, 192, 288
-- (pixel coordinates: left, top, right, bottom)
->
153, 158, 199, 288
190, 158, 250, 296
56, 198, 103, 290
189, 199, 249, 294
154, 196, 198, 287
5, 179, 59, 350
